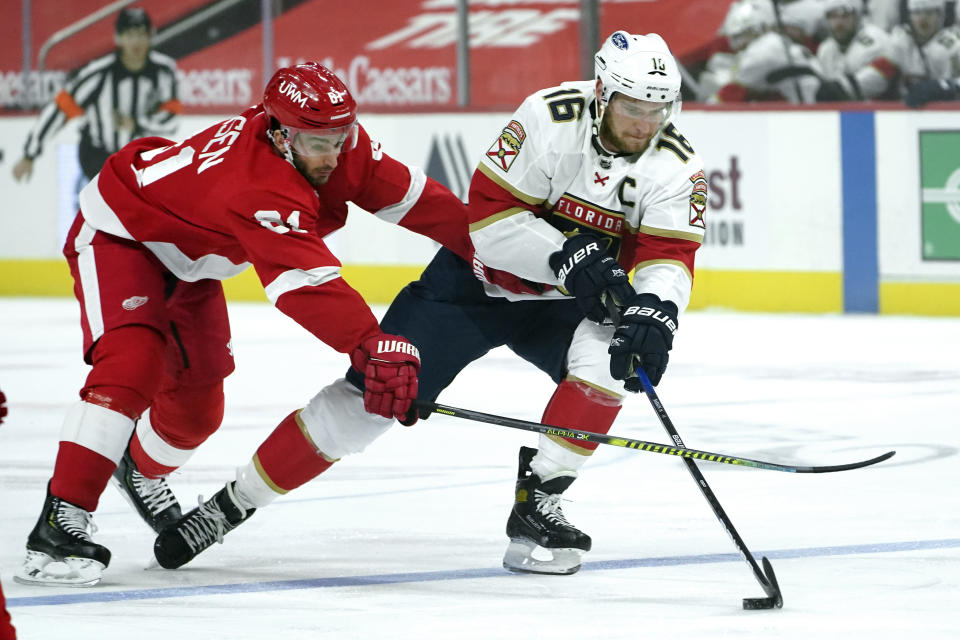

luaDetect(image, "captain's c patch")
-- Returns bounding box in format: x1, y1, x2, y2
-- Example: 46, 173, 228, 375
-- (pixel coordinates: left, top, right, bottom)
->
688, 169, 708, 229
485, 120, 526, 172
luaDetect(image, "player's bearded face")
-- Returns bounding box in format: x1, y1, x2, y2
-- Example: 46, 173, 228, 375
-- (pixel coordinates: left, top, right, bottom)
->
909, 9, 943, 44
291, 150, 338, 187
600, 95, 666, 154
273, 129, 342, 186
826, 10, 857, 45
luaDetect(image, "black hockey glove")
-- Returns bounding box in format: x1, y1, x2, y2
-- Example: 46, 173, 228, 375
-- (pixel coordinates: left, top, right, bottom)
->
608, 293, 679, 392
816, 74, 860, 103
548, 233, 634, 323
816, 80, 851, 102
905, 78, 960, 108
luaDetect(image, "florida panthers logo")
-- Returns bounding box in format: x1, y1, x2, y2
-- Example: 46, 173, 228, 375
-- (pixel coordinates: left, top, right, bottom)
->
688, 170, 708, 229
486, 120, 526, 172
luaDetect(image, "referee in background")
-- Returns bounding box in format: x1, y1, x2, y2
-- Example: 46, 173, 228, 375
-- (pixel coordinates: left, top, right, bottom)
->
12, 7, 181, 185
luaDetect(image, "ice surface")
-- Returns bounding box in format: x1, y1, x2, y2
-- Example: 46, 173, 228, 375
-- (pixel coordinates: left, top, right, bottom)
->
1, 299, 958, 639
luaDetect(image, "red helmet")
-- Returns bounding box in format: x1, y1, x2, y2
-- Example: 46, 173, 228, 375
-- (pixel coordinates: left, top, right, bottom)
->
263, 62, 358, 155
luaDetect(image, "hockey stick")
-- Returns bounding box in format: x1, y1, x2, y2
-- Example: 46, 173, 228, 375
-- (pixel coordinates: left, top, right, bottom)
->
414, 401, 893, 474
600, 297, 782, 608
769, 0, 805, 103
630, 366, 783, 609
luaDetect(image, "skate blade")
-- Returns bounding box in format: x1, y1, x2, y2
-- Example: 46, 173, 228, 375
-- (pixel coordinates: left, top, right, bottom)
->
14, 551, 105, 587
502, 539, 583, 575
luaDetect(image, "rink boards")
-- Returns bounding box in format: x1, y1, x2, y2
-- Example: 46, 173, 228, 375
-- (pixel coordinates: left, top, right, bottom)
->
1, 107, 958, 315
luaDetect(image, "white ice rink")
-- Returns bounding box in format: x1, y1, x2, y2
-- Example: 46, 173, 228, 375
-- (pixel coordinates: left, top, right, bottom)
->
1, 298, 958, 639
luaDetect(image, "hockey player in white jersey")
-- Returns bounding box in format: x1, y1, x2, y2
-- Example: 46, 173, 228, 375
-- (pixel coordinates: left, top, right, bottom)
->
841, 0, 960, 103
897, 0, 960, 105
815, 0, 895, 100
709, 0, 823, 103
372, 31, 706, 575
152, 31, 706, 577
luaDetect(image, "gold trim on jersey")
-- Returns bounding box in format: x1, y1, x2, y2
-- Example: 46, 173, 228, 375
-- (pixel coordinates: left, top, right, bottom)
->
468, 207, 530, 232
567, 374, 624, 400
635, 258, 693, 283
253, 453, 288, 494
477, 162, 545, 206
545, 375, 623, 455
638, 224, 703, 244
295, 410, 339, 463
546, 434, 597, 456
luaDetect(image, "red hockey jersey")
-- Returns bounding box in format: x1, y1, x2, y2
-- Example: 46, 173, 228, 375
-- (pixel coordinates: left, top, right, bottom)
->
78, 105, 471, 353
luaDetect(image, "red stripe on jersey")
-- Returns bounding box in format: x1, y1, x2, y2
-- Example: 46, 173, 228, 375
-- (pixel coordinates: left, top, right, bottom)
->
715, 83, 750, 103
468, 168, 542, 226
870, 57, 899, 81
626, 232, 699, 278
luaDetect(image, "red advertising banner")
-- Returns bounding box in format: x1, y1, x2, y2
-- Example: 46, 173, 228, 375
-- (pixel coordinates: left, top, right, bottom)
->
3, 0, 732, 114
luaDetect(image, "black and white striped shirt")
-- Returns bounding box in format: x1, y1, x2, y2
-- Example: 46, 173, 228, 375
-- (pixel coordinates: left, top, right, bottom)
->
23, 49, 181, 178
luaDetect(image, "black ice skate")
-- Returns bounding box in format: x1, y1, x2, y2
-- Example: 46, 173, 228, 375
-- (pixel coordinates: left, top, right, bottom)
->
15, 485, 112, 587
503, 446, 592, 575
111, 444, 182, 533
154, 481, 255, 569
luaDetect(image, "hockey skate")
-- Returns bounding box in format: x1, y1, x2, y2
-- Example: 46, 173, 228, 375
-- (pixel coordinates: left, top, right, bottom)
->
111, 443, 182, 533
153, 481, 255, 569
15, 485, 112, 587
502, 446, 592, 575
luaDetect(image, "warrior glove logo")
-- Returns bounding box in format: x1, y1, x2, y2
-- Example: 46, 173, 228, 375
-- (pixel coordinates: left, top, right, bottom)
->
374, 339, 420, 360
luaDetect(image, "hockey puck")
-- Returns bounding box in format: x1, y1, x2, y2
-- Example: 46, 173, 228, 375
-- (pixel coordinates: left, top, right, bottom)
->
742, 596, 779, 610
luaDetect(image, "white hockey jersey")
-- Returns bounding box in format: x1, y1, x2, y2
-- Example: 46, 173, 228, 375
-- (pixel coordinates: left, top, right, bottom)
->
818, 23, 892, 79
885, 25, 960, 92
468, 80, 705, 311
716, 31, 823, 103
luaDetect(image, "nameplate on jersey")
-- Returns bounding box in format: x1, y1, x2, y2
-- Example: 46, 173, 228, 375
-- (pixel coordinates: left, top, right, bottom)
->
552, 194, 624, 238
485, 120, 526, 172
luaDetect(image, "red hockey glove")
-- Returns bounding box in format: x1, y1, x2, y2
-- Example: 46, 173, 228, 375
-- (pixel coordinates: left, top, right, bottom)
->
0, 389, 6, 426
471, 254, 547, 296
350, 334, 421, 423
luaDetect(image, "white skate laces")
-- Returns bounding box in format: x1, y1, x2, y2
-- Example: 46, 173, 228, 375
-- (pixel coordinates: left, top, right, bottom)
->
178, 495, 231, 552
534, 490, 574, 528
56, 500, 98, 540
130, 470, 179, 515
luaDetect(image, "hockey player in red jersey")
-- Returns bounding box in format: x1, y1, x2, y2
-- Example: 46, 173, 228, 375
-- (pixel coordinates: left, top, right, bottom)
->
0, 576, 15, 640
15, 62, 480, 587
155, 32, 704, 577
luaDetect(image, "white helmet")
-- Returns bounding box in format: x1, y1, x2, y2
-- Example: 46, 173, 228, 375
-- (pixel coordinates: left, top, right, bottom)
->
722, 1, 775, 49
594, 31, 682, 126
595, 31, 682, 105
822, 0, 862, 15
780, 1, 822, 37
907, 0, 945, 11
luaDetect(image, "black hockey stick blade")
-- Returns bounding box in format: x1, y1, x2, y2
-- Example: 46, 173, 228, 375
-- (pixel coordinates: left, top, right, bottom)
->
742, 557, 783, 610
414, 401, 895, 473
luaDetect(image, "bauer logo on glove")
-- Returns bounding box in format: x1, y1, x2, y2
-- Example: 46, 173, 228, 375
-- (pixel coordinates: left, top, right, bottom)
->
622, 304, 678, 335
553, 240, 601, 286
